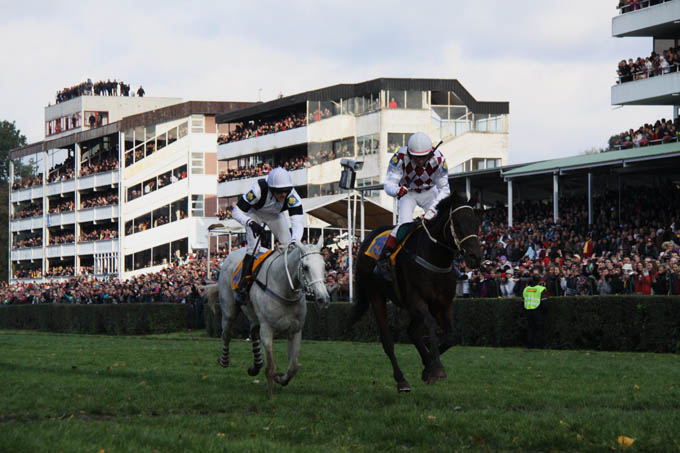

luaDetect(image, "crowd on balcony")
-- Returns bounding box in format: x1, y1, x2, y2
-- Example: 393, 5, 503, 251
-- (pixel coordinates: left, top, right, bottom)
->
55, 79, 138, 103
44, 266, 75, 277
49, 199, 75, 214
217, 113, 307, 145
80, 228, 118, 242
49, 231, 75, 245
13, 236, 42, 249
80, 191, 118, 209
609, 117, 680, 150
616, 46, 680, 83
617, 0, 672, 14
11, 203, 42, 220
217, 157, 308, 183
47, 156, 76, 183
80, 156, 119, 176
217, 205, 234, 220
12, 174, 43, 190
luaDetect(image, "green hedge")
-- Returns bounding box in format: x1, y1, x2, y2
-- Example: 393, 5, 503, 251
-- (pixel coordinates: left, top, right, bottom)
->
0, 304, 189, 335
206, 296, 680, 353
3, 296, 679, 352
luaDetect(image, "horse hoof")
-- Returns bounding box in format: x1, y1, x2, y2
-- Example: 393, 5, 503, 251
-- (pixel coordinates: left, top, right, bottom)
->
422, 367, 446, 382
218, 358, 229, 368
273, 372, 289, 386
397, 381, 411, 393
247, 365, 262, 376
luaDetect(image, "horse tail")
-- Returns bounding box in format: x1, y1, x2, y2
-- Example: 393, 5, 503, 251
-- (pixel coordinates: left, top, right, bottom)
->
200, 284, 220, 314
346, 227, 389, 329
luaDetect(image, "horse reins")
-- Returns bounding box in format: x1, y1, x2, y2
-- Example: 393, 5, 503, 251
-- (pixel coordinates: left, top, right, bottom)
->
421, 204, 476, 253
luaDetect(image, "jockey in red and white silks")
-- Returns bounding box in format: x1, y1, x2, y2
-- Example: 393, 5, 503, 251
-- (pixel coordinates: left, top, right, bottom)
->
375, 132, 449, 279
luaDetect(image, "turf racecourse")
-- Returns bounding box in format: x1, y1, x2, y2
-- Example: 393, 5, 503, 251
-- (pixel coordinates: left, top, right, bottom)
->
1, 331, 679, 453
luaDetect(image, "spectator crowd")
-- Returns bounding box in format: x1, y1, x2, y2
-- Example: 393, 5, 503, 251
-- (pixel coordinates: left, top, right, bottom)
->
217, 158, 308, 183
616, 45, 679, 83
217, 113, 307, 144
55, 79, 140, 103
609, 117, 679, 150
617, 0, 672, 14
8, 182, 680, 304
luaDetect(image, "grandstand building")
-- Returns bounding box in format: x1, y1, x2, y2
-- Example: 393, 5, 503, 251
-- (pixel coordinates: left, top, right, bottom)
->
214, 78, 509, 227
9, 94, 251, 282
612, 0, 679, 111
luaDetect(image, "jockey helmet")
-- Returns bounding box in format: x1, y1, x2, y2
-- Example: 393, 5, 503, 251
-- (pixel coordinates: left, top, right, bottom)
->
267, 167, 293, 194
407, 132, 433, 158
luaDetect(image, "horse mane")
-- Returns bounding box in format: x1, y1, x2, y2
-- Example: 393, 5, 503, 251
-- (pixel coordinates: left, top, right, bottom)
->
434, 191, 463, 218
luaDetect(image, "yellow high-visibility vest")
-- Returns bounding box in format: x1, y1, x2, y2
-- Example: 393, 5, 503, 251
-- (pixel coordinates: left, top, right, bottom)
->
523, 285, 546, 310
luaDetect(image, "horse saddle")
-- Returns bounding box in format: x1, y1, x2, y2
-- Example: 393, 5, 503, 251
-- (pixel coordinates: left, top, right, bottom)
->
364, 222, 422, 264
231, 250, 275, 291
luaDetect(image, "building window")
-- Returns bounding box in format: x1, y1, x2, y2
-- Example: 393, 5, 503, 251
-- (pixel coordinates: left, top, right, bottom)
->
191, 115, 205, 133
191, 152, 204, 174
192, 194, 204, 217
387, 132, 412, 153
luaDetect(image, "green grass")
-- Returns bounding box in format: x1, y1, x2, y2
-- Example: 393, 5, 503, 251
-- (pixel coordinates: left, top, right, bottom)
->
0, 330, 679, 452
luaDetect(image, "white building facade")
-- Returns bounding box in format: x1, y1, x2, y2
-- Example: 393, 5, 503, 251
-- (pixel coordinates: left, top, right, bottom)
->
9, 97, 251, 282
215, 78, 509, 226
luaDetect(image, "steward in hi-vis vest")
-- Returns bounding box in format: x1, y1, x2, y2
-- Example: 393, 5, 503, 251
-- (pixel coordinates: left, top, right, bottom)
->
523, 285, 546, 309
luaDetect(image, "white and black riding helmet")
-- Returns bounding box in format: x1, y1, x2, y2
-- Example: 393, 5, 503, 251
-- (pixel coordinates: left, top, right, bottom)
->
267, 167, 293, 196
407, 132, 433, 160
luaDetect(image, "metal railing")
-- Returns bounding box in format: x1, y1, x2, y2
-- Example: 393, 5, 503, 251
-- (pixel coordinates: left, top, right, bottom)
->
616, 0, 673, 14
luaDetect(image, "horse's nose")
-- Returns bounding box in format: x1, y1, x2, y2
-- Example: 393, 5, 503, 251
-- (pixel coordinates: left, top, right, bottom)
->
316, 295, 330, 307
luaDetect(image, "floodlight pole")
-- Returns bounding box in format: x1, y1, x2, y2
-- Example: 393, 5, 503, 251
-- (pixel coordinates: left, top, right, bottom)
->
347, 190, 353, 303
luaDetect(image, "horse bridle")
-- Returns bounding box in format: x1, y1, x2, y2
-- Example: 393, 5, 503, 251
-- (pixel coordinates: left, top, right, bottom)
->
283, 247, 325, 294
421, 204, 477, 254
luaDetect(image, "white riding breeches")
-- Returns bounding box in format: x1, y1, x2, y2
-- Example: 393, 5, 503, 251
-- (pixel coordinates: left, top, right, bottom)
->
245, 212, 292, 254
389, 188, 438, 238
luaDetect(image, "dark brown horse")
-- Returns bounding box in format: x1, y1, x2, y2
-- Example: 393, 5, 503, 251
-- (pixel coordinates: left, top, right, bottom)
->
348, 191, 482, 392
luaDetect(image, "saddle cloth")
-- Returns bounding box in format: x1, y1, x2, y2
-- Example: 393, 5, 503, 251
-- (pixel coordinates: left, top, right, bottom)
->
364, 223, 422, 264
231, 250, 275, 291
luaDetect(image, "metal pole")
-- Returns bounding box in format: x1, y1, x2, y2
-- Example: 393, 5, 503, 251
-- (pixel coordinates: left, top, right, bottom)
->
507, 180, 513, 227
207, 232, 211, 280
360, 190, 365, 242
588, 172, 593, 226
347, 190, 353, 302
553, 173, 559, 223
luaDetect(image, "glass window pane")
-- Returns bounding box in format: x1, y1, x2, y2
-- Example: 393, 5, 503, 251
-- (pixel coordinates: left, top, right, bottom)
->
178, 122, 188, 138
168, 127, 178, 144
406, 90, 422, 109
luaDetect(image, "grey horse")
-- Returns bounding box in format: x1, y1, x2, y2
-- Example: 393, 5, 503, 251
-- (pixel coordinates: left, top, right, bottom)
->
203, 239, 330, 396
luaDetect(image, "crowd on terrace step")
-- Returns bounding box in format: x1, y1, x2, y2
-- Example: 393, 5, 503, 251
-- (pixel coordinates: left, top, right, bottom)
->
616, 45, 680, 83
217, 113, 307, 144
617, 0, 673, 14
609, 117, 680, 150
9, 182, 680, 300
6, 250, 211, 305
55, 79, 140, 103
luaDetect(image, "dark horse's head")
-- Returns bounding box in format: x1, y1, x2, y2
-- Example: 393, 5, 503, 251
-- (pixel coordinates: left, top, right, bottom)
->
432, 191, 483, 269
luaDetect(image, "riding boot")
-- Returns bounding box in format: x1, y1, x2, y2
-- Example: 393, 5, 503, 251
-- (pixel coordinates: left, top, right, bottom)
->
236, 253, 255, 304
374, 235, 397, 281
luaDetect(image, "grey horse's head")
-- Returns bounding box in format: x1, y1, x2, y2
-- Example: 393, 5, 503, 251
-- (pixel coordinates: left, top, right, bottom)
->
298, 238, 330, 308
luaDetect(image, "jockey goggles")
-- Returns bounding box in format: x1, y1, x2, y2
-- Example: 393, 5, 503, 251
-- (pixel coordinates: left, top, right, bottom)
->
408, 150, 432, 162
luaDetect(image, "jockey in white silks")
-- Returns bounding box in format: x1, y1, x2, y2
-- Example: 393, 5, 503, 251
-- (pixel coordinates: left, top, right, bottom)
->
231, 167, 304, 299
374, 131, 450, 280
